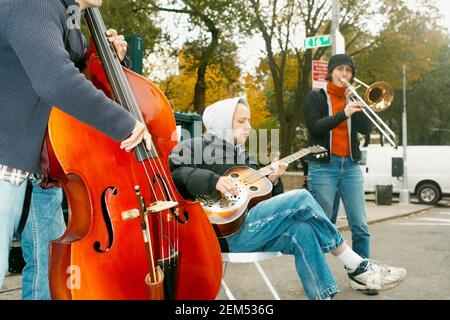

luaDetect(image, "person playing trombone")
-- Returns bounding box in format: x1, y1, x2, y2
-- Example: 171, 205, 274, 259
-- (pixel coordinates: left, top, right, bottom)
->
304, 53, 401, 295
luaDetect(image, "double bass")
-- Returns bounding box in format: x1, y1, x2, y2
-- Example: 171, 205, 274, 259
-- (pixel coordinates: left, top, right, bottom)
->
46, 7, 222, 299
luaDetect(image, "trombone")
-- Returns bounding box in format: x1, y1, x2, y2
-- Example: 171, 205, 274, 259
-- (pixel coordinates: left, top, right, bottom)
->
340, 78, 397, 148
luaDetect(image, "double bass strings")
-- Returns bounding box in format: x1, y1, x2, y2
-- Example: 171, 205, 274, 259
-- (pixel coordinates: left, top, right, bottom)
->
87, 8, 180, 277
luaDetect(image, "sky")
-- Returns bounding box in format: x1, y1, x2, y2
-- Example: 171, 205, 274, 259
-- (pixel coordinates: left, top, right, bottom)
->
412, 0, 450, 32
432, 0, 450, 30
438, 0, 450, 31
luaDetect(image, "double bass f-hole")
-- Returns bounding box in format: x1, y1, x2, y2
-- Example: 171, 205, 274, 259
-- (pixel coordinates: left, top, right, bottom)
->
93, 187, 117, 253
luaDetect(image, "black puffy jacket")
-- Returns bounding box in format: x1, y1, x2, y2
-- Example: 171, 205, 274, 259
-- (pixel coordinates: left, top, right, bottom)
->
169, 133, 284, 199
304, 88, 372, 162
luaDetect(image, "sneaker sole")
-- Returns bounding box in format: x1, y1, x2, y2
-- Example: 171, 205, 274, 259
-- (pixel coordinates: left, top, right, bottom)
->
361, 288, 379, 296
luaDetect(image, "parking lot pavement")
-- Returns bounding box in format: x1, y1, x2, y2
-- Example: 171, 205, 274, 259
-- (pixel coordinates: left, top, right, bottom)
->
0, 200, 439, 300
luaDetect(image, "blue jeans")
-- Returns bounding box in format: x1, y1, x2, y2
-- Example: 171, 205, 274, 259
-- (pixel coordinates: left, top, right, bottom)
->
227, 189, 344, 300
307, 156, 371, 258
0, 180, 27, 288
21, 181, 65, 300
0, 179, 65, 300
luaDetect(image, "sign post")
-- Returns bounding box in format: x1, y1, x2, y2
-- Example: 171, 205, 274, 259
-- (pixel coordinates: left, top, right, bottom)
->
399, 65, 410, 204
335, 29, 346, 54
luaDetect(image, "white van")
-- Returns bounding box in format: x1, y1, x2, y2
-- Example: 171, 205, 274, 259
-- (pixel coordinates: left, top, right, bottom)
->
359, 145, 450, 204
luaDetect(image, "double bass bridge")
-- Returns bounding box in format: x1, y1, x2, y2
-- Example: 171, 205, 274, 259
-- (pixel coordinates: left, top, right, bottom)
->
121, 201, 178, 220
147, 200, 178, 213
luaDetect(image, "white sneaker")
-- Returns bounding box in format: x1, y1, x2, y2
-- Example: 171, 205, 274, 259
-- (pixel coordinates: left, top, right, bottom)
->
348, 259, 407, 292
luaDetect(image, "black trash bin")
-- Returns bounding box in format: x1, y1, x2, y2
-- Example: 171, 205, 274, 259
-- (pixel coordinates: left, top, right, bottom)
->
375, 184, 393, 205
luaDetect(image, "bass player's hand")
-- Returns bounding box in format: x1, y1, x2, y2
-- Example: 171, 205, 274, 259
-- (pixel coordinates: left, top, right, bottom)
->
120, 121, 152, 152
106, 29, 127, 62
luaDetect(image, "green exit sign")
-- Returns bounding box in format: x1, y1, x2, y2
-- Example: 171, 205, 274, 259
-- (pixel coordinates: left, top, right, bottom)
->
303, 35, 332, 49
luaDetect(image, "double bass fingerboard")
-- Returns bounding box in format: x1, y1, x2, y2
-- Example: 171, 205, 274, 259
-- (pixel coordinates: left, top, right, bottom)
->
85, 8, 157, 160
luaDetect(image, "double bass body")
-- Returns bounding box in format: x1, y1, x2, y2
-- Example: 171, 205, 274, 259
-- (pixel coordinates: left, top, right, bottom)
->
46, 8, 222, 300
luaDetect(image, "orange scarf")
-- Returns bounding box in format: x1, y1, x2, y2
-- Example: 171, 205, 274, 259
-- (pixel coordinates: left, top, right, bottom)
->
327, 82, 350, 157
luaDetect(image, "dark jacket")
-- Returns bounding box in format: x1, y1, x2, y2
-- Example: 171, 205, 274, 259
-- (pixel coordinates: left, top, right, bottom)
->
169, 133, 284, 200
0, 0, 135, 173
304, 88, 372, 162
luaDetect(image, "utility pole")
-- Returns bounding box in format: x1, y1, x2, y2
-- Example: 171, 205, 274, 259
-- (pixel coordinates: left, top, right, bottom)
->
399, 65, 410, 204
332, 0, 340, 55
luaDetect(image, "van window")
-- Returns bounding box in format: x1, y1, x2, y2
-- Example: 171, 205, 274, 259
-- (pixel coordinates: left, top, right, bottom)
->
359, 150, 367, 165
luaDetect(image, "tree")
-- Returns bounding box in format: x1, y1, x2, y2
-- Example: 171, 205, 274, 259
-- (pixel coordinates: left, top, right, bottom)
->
160, 46, 242, 112
148, 0, 248, 114
243, 0, 376, 156
87, 0, 161, 55
406, 46, 450, 145
244, 75, 271, 129
355, 0, 449, 144
240, 0, 450, 155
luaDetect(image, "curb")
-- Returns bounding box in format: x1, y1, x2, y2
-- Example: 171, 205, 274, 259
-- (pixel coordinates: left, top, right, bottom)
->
337, 205, 434, 231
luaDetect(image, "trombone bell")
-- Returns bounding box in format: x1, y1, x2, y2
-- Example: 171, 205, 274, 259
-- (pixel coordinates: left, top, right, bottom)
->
341, 77, 397, 148
363, 81, 394, 113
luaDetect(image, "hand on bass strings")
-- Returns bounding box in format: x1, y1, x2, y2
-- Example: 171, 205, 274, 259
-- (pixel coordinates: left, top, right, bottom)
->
120, 121, 152, 152
106, 28, 127, 62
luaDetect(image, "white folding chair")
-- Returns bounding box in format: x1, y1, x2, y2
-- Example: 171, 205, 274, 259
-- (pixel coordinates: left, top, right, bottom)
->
220, 252, 283, 300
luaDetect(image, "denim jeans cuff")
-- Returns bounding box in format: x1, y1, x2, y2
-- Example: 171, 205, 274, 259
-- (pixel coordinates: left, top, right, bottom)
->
320, 285, 340, 300
320, 236, 345, 254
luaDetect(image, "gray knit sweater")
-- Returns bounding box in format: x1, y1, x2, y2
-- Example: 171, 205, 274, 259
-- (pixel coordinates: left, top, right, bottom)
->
0, 0, 136, 173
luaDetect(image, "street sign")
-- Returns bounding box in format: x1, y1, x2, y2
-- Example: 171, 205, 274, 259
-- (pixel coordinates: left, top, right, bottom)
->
303, 35, 331, 49
312, 60, 328, 89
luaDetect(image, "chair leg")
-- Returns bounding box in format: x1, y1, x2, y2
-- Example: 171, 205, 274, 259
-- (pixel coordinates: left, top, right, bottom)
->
254, 262, 281, 300
221, 278, 236, 300
221, 262, 236, 300
222, 262, 228, 275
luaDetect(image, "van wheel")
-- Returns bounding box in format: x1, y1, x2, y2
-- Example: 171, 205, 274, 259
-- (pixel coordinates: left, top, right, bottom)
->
417, 183, 441, 205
